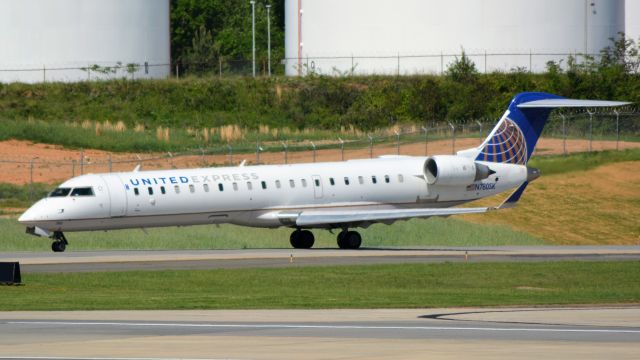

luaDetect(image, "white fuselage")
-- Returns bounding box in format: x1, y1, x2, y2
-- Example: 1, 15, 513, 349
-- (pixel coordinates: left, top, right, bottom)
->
18, 156, 527, 233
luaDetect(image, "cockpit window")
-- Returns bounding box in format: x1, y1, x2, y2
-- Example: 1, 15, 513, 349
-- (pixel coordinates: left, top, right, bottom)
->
49, 188, 71, 197
70, 187, 94, 196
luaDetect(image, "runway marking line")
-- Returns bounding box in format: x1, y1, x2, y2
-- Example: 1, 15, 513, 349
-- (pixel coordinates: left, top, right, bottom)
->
6, 321, 640, 334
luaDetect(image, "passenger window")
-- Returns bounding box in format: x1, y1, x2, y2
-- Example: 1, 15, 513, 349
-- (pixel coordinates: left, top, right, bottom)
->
160, 186, 166, 194
385, 175, 390, 183
233, 182, 238, 191
189, 184, 195, 193
289, 179, 295, 188
398, 174, 404, 183
314, 179, 320, 187
276, 180, 281, 189
358, 176, 364, 185
372, 176, 377, 184
148, 187, 153, 195
301, 179, 307, 187
70, 187, 94, 196
329, 178, 335, 186
261, 181, 267, 189
134, 188, 140, 196
49, 187, 71, 197
247, 181, 253, 190
344, 177, 350, 185
218, 183, 224, 191
203, 184, 210, 192
174, 185, 180, 194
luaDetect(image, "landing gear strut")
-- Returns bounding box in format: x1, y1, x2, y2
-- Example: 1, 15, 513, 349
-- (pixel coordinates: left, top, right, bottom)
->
337, 230, 362, 249
51, 231, 68, 252
290, 229, 315, 249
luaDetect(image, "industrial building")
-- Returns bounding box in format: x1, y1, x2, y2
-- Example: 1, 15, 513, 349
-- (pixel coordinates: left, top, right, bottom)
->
0, 0, 170, 83
285, 0, 639, 75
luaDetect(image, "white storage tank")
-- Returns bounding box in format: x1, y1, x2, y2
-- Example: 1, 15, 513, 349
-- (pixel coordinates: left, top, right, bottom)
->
285, 0, 625, 75
0, 0, 170, 83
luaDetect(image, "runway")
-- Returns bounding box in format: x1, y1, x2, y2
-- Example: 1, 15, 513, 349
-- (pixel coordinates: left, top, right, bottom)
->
1, 246, 639, 273
0, 307, 638, 359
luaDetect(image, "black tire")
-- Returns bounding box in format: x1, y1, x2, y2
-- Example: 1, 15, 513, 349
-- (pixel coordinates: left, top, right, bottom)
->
337, 231, 348, 249
345, 231, 362, 249
290, 230, 315, 249
51, 241, 66, 252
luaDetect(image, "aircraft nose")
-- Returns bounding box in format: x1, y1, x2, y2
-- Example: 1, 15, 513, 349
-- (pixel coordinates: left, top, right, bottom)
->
19, 201, 46, 224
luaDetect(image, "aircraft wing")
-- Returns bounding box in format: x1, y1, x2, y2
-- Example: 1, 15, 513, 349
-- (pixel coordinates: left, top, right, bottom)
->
280, 207, 491, 227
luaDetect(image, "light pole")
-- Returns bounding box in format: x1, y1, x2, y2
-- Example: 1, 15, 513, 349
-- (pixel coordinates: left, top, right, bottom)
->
266, 4, 271, 76
250, 1, 256, 77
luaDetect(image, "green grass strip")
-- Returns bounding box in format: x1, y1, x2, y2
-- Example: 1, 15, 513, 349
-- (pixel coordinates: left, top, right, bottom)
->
528, 148, 640, 176
1, 261, 638, 310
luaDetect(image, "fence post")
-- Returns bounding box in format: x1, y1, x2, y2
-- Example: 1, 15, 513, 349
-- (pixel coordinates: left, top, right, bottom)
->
395, 131, 401, 155
529, 49, 532, 72
43, 65, 46, 83
368, 135, 373, 158
440, 52, 444, 75
72, 160, 76, 177
448, 122, 456, 154
397, 52, 400, 76
422, 126, 428, 156
219, 57, 223, 77
484, 51, 487, 74
175, 64, 179, 79
200, 147, 206, 166
338, 137, 345, 161
108, 154, 112, 172
475, 120, 483, 142
614, 110, 620, 151
80, 149, 84, 175
311, 142, 316, 163
587, 110, 594, 152
281, 141, 288, 164
227, 144, 233, 165
256, 141, 261, 165
29, 158, 36, 202
561, 114, 567, 156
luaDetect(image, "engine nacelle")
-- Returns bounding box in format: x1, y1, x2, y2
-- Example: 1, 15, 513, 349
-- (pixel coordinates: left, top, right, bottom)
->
424, 155, 492, 186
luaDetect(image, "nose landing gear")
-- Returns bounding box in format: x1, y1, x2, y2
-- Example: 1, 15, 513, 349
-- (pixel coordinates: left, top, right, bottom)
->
51, 231, 68, 252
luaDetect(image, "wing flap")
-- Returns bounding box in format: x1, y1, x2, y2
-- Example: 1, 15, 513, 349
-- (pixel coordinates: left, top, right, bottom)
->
294, 207, 490, 227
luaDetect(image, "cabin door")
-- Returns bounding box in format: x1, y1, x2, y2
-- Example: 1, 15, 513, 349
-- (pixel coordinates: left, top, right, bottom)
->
311, 175, 323, 199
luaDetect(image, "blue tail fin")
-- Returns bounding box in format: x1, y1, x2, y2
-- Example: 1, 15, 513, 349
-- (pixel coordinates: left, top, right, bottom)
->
475, 92, 563, 165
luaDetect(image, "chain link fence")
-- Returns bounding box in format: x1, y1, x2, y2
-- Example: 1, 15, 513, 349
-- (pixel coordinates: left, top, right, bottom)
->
2, 112, 638, 201
0, 52, 608, 82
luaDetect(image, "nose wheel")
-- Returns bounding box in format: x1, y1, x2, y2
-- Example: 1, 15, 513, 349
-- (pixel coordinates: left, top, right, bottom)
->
51, 231, 68, 252
337, 230, 362, 249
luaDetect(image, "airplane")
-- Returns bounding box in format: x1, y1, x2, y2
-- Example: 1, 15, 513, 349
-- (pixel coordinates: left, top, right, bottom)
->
18, 92, 630, 252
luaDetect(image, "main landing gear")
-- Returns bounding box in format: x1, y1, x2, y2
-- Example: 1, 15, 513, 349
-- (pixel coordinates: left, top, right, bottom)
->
51, 231, 68, 252
337, 230, 362, 249
290, 229, 315, 249
288, 228, 363, 249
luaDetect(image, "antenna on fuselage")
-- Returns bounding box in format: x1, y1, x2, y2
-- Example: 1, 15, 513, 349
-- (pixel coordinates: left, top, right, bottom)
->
132, 164, 141, 172
239, 160, 247, 167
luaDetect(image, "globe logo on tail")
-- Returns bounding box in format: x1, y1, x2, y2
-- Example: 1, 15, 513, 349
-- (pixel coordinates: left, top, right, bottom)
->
477, 118, 527, 165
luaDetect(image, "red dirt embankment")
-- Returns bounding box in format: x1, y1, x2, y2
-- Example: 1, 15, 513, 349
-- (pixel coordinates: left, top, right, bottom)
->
1, 138, 638, 185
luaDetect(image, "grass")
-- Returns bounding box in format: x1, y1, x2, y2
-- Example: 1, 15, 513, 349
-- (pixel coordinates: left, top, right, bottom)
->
0, 216, 542, 252
528, 148, 640, 175
0, 261, 638, 310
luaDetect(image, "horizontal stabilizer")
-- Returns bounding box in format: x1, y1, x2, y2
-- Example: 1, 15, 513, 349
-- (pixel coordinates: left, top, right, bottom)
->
517, 99, 631, 108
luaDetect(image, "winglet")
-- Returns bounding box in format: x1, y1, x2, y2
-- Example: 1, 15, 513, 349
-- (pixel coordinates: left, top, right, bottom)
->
498, 181, 529, 209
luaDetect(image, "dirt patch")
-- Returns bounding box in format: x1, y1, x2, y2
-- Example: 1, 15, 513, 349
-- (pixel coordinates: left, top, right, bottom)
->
1, 138, 638, 185
463, 161, 640, 245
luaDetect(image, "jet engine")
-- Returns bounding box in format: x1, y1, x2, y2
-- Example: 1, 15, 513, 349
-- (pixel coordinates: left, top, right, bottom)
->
424, 155, 493, 186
